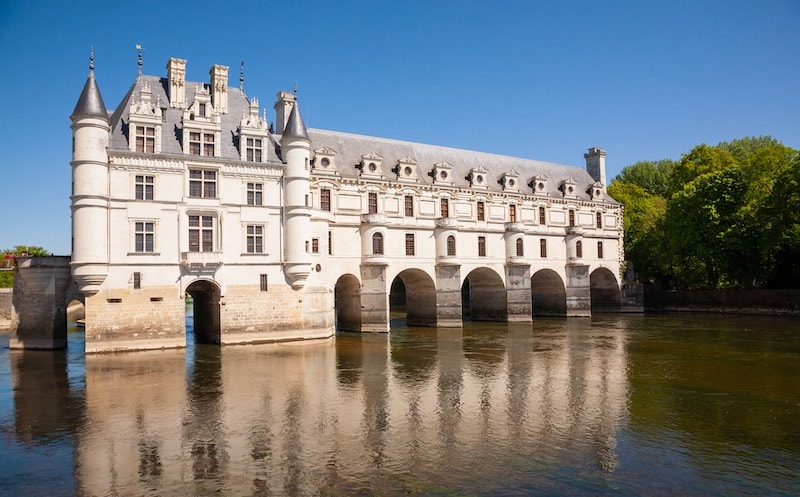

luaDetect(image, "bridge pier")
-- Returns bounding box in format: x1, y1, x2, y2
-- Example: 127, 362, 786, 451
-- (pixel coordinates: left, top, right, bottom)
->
435, 264, 462, 327
505, 264, 533, 322
10, 257, 73, 350
565, 264, 592, 317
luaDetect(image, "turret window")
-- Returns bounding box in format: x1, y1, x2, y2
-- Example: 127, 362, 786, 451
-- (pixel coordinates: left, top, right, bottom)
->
135, 126, 155, 153
576, 240, 583, 258
447, 235, 456, 256
516, 238, 524, 257
372, 232, 384, 255
135, 175, 154, 200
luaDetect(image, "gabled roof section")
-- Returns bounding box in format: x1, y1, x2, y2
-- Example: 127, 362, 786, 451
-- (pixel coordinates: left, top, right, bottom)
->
282, 103, 309, 141
71, 69, 108, 121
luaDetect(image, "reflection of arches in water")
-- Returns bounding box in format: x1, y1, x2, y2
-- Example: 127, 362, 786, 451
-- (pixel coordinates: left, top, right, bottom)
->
462, 268, 506, 321
531, 269, 567, 317
334, 274, 361, 332
590, 268, 621, 312
390, 269, 437, 327
66, 298, 85, 326
185, 280, 221, 344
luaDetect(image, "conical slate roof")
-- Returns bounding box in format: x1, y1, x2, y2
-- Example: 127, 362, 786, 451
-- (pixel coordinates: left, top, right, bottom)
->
71, 70, 108, 121
281, 102, 309, 141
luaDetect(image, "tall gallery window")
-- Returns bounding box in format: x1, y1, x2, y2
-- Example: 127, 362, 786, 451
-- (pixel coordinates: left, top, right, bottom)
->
247, 182, 263, 206
134, 221, 154, 253
320, 188, 331, 212
368, 192, 378, 214
540, 239, 547, 258
440, 198, 449, 218
189, 215, 214, 252
246, 225, 263, 253
478, 236, 486, 257
576, 240, 583, 258
569, 209, 576, 227
135, 126, 155, 153
405, 233, 415, 256
539, 206, 546, 225
597, 241, 604, 259
135, 175, 154, 200
372, 232, 384, 255
477, 201, 485, 221
189, 170, 217, 198
516, 238, 524, 257
596, 212, 603, 229
509, 204, 517, 223
446, 235, 456, 256
404, 195, 414, 217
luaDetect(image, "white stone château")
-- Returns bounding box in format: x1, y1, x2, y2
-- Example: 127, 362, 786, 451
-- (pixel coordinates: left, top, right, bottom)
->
70, 55, 625, 353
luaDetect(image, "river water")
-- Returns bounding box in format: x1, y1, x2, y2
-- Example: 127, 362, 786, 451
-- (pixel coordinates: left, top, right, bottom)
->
1, 314, 798, 496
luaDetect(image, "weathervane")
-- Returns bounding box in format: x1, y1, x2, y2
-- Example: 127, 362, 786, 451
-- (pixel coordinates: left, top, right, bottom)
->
240, 61, 244, 91
89, 47, 94, 71
135, 44, 143, 76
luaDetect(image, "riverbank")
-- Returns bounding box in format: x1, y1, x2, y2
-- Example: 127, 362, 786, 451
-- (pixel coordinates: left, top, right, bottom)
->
645, 287, 800, 317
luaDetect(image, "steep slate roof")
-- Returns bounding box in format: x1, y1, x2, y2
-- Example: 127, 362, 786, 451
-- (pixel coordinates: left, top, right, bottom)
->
105, 72, 616, 203
71, 69, 108, 121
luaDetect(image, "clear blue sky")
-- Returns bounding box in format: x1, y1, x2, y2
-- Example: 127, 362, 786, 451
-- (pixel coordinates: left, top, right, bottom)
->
1, 0, 798, 255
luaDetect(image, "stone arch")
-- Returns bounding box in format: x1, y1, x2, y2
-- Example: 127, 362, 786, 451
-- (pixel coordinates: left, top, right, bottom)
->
334, 274, 361, 332
590, 267, 621, 312
462, 267, 506, 321
185, 279, 221, 344
531, 269, 567, 316
390, 268, 437, 327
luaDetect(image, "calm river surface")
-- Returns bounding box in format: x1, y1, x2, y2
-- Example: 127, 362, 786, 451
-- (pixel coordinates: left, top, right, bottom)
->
1, 314, 799, 496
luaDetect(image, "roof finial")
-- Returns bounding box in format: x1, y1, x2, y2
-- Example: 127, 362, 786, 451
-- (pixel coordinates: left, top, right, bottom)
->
135, 44, 143, 76
89, 47, 94, 71
239, 61, 244, 91
293, 80, 298, 98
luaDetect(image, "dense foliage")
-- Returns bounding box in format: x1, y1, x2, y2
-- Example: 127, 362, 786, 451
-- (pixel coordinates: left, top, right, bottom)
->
609, 136, 799, 289
1, 245, 52, 288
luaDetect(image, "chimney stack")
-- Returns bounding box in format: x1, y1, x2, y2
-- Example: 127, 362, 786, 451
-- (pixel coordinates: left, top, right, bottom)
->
209, 64, 229, 114
584, 147, 607, 185
274, 90, 296, 134
166, 57, 186, 109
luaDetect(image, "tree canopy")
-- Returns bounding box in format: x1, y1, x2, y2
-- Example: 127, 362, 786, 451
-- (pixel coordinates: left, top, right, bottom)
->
610, 136, 799, 289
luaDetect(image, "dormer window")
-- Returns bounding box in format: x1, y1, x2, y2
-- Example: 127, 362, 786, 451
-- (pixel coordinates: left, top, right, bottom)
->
530, 174, 549, 195
467, 166, 488, 189
188, 132, 216, 156
500, 170, 520, 192
394, 157, 419, 182
239, 97, 270, 162
560, 178, 578, 198
245, 138, 263, 162
431, 161, 454, 186
198, 103, 206, 117
588, 181, 605, 200
135, 126, 155, 153
358, 152, 384, 179
128, 81, 162, 153
313, 148, 338, 175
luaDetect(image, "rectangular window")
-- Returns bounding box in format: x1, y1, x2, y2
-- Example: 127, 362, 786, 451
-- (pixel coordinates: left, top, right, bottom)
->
328, 230, 333, 255
441, 198, 449, 218
569, 209, 576, 227
477, 201, 485, 221
199, 103, 206, 117
135, 175, 154, 200
321, 188, 331, 212
405, 195, 414, 217
135, 126, 155, 153
405, 233, 415, 256
260, 274, 268, 292
368, 192, 378, 214
134, 221, 154, 253
245, 137, 263, 162
189, 215, 214, 252
246, 225, 263, 253
247, 182, 263, 206
133, 272, 141, 290
597, 241, 604, 259
539, 206, 546, 225
312, 238, 319, 254
189, 170, 216, 198
540, 239, 547, 258
478, 236, 486, 257
509, 205, 517, 223
203, 133, 215, 157
189, 132, 201, 155
596, 212, 602, 229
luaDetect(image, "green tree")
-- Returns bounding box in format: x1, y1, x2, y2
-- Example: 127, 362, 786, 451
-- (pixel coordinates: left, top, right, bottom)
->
670, 144, 737, 194
613, 159, 676, 198
2, 245, 51, 257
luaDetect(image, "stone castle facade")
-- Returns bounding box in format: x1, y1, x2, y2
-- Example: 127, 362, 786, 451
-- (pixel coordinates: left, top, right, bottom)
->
69, 54, 624, 353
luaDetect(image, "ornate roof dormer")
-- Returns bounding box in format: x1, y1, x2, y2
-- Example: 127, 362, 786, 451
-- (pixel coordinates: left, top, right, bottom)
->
529, 174, 549, 196
238, 97, 270, 162
357, 152, 384, 179
128, 80, 163, 153
430, 161, 454, 186
313, 147, 339, 176
560, 177, 578, 199
184, 85, 219, 124
393, 157, 419, 183
467, 166, 489, 189
500, 170, 520, 192
588, 181, 605, 201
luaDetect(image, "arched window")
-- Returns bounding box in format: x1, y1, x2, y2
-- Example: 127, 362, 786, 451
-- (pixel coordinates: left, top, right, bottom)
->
576, 240, 583, 258
446, 235, 456, 256
515, 237, 524, 257
372, 232, 384, 255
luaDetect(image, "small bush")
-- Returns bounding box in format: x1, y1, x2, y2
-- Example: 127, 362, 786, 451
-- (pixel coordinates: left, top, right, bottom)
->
0, 271, 13, 288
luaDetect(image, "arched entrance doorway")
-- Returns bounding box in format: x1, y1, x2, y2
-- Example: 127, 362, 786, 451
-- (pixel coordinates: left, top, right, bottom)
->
531, 269, 567, 316
462, 268, 506, 321
390, 269, 437, 327
590, 268, 621, 312
334, 274, 361, 332
186, 280, 221, 344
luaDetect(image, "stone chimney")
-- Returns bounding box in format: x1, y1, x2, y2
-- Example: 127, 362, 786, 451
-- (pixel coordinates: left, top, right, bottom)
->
209, 64, 229, 114
166, 57, 186, 109
274, 90, 296, 134
584, 147, 607, 185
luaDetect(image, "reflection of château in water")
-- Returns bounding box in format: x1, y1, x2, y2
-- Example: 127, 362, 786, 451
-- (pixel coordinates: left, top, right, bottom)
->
64, 50, 626, 353
54, 326, 625, 494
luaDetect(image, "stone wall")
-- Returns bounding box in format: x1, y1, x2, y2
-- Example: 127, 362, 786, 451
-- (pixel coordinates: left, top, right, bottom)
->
0, 288, 11, 327
644, 287, 800, 316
